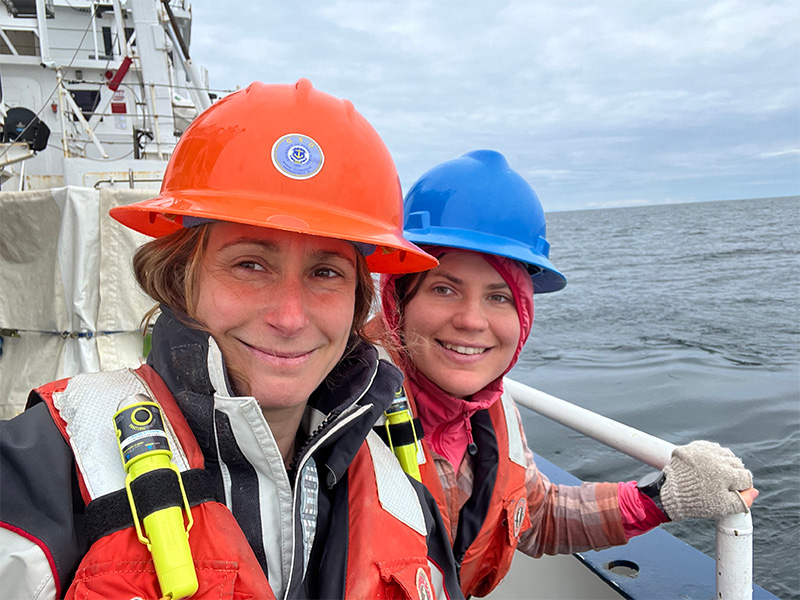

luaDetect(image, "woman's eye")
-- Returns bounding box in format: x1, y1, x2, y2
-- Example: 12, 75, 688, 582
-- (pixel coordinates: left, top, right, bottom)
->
489, 293, 512, 304
313, 267, 340, 279
432, 285, 454, 296
236, 260, 265, 272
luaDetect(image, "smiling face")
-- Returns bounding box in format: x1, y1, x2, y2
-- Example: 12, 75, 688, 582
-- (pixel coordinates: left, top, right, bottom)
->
401, 252, 521, 399
192, 222, 358, 416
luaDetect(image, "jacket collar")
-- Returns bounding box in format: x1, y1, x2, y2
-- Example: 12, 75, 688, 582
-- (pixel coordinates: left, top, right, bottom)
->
147, 305, 403, 485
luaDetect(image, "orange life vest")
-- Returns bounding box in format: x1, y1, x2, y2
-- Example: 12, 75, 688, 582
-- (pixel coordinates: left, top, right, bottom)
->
408, 389, 531, 598
37, 365, 446, 600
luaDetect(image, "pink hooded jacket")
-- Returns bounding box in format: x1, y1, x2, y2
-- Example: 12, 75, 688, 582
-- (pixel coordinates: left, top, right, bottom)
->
380, 247, 666, 538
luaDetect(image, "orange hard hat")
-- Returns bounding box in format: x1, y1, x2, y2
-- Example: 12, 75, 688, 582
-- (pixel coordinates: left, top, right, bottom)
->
110, 79, 437, 274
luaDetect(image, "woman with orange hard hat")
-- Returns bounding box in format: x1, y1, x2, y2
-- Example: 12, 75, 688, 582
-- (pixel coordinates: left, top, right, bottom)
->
0, 80, 463, 600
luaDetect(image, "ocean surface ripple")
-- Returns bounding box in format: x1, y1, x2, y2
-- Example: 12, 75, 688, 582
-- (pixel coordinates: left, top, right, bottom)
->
511, 197, 800, 600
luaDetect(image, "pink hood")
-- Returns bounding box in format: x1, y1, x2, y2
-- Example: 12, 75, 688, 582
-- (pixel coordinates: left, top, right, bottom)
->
380, 248, 534, 468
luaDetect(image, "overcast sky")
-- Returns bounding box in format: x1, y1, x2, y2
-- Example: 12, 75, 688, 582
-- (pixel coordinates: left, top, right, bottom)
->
188, 0, 799, 212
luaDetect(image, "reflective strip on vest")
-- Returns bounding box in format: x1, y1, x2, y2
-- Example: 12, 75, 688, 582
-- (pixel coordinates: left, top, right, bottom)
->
427, 559, 445, 598
51, 368, 189, 499
365, 432, 427, 536
500, 390, 527, 467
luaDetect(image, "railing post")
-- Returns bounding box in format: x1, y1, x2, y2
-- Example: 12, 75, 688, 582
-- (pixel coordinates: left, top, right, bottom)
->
716, 512, 753, 600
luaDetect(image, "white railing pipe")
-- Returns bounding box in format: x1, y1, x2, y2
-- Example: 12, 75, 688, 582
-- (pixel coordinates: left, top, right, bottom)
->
717, 512, 753, 599
504, 377, 753, 600
503, 378, 675, 468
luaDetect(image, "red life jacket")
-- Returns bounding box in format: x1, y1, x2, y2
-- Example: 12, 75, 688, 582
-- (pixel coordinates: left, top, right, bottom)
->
37, 365, 446, 600
346, 436, 442, 600
408, 388, 531, 598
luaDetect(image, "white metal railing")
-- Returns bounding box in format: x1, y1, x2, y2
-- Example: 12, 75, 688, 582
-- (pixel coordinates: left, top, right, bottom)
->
503, 377, 754, 600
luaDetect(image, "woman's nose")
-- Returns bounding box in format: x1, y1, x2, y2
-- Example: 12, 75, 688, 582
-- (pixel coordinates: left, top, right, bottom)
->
452, 298, 488, 330
264, 276, 309, 335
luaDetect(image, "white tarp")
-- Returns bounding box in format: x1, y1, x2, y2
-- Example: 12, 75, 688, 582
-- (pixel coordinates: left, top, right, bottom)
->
0, 186, 156, 418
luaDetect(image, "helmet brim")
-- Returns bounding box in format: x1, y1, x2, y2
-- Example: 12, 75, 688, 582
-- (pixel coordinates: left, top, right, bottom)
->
405, 227, 566, 293
110, 191, 438, 275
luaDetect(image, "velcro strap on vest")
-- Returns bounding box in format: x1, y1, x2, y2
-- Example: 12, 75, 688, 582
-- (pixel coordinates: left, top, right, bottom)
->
373, 418, 424, 447
85, 468, 219, 545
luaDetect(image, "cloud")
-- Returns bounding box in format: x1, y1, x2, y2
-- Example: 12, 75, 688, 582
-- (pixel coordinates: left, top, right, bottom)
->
188, 0, 800, 209
759, 148, 800, 158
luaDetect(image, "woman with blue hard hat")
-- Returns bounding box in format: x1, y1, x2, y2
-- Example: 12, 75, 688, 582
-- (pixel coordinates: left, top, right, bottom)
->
374, 149, 758, 598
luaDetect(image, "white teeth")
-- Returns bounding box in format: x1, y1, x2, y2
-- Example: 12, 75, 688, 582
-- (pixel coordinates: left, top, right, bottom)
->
441, 342, 486, 355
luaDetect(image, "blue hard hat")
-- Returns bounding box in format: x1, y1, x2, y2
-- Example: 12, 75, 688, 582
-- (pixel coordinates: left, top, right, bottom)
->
403, 149, 566, 293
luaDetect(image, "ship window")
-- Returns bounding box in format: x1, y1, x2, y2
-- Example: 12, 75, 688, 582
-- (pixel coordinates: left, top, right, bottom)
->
2, 0, 54, 18
172, 14, 191, 48
101, 26, 135, 58
0, 28, 39, 57
69, 90, 101, 121
102, 27, 113, 58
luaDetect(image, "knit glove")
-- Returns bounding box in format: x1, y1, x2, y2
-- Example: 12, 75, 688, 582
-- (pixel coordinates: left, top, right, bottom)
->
661, 440, 753, 522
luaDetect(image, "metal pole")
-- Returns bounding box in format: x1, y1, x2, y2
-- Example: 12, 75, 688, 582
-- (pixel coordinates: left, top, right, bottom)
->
504, 377, 754, 600
148, 83, 164, 160
18, 158, 26, 191
717, 512, 754, 599
56, 71, 70, 157
160, 0, 190, 59
164, 26, 211, 112
91, 0, 99, 61
35, 0, 53, 67
161, 0, 212, 111
111, 0, 128, 58
503, 378, 675, 468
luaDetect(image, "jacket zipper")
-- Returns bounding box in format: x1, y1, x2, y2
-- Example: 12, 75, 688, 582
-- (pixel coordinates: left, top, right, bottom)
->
282, 359, 380, 599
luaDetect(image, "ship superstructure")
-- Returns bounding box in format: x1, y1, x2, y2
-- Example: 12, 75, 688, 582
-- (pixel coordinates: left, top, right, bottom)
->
0, 0, 214, 190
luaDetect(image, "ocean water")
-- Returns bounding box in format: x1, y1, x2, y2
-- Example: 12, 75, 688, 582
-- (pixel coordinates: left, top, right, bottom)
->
509, 196, 800, 600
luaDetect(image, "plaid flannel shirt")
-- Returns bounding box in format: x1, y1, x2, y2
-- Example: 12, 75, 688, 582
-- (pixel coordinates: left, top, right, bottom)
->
431, 403, 627, 557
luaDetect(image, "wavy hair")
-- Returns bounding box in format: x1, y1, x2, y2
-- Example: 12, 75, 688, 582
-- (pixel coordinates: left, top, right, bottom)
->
132, 224, 376, 343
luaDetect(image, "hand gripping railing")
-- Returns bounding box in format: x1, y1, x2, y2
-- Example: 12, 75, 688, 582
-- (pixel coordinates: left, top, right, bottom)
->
503, 377, 754, 600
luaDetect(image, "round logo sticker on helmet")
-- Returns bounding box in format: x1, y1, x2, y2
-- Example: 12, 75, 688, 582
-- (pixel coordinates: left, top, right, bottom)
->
272, 133, 324, 180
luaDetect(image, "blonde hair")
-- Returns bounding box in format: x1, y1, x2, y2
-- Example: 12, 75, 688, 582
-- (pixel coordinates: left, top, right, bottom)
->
133, 224, 210, 329
132, 224, 376, 342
